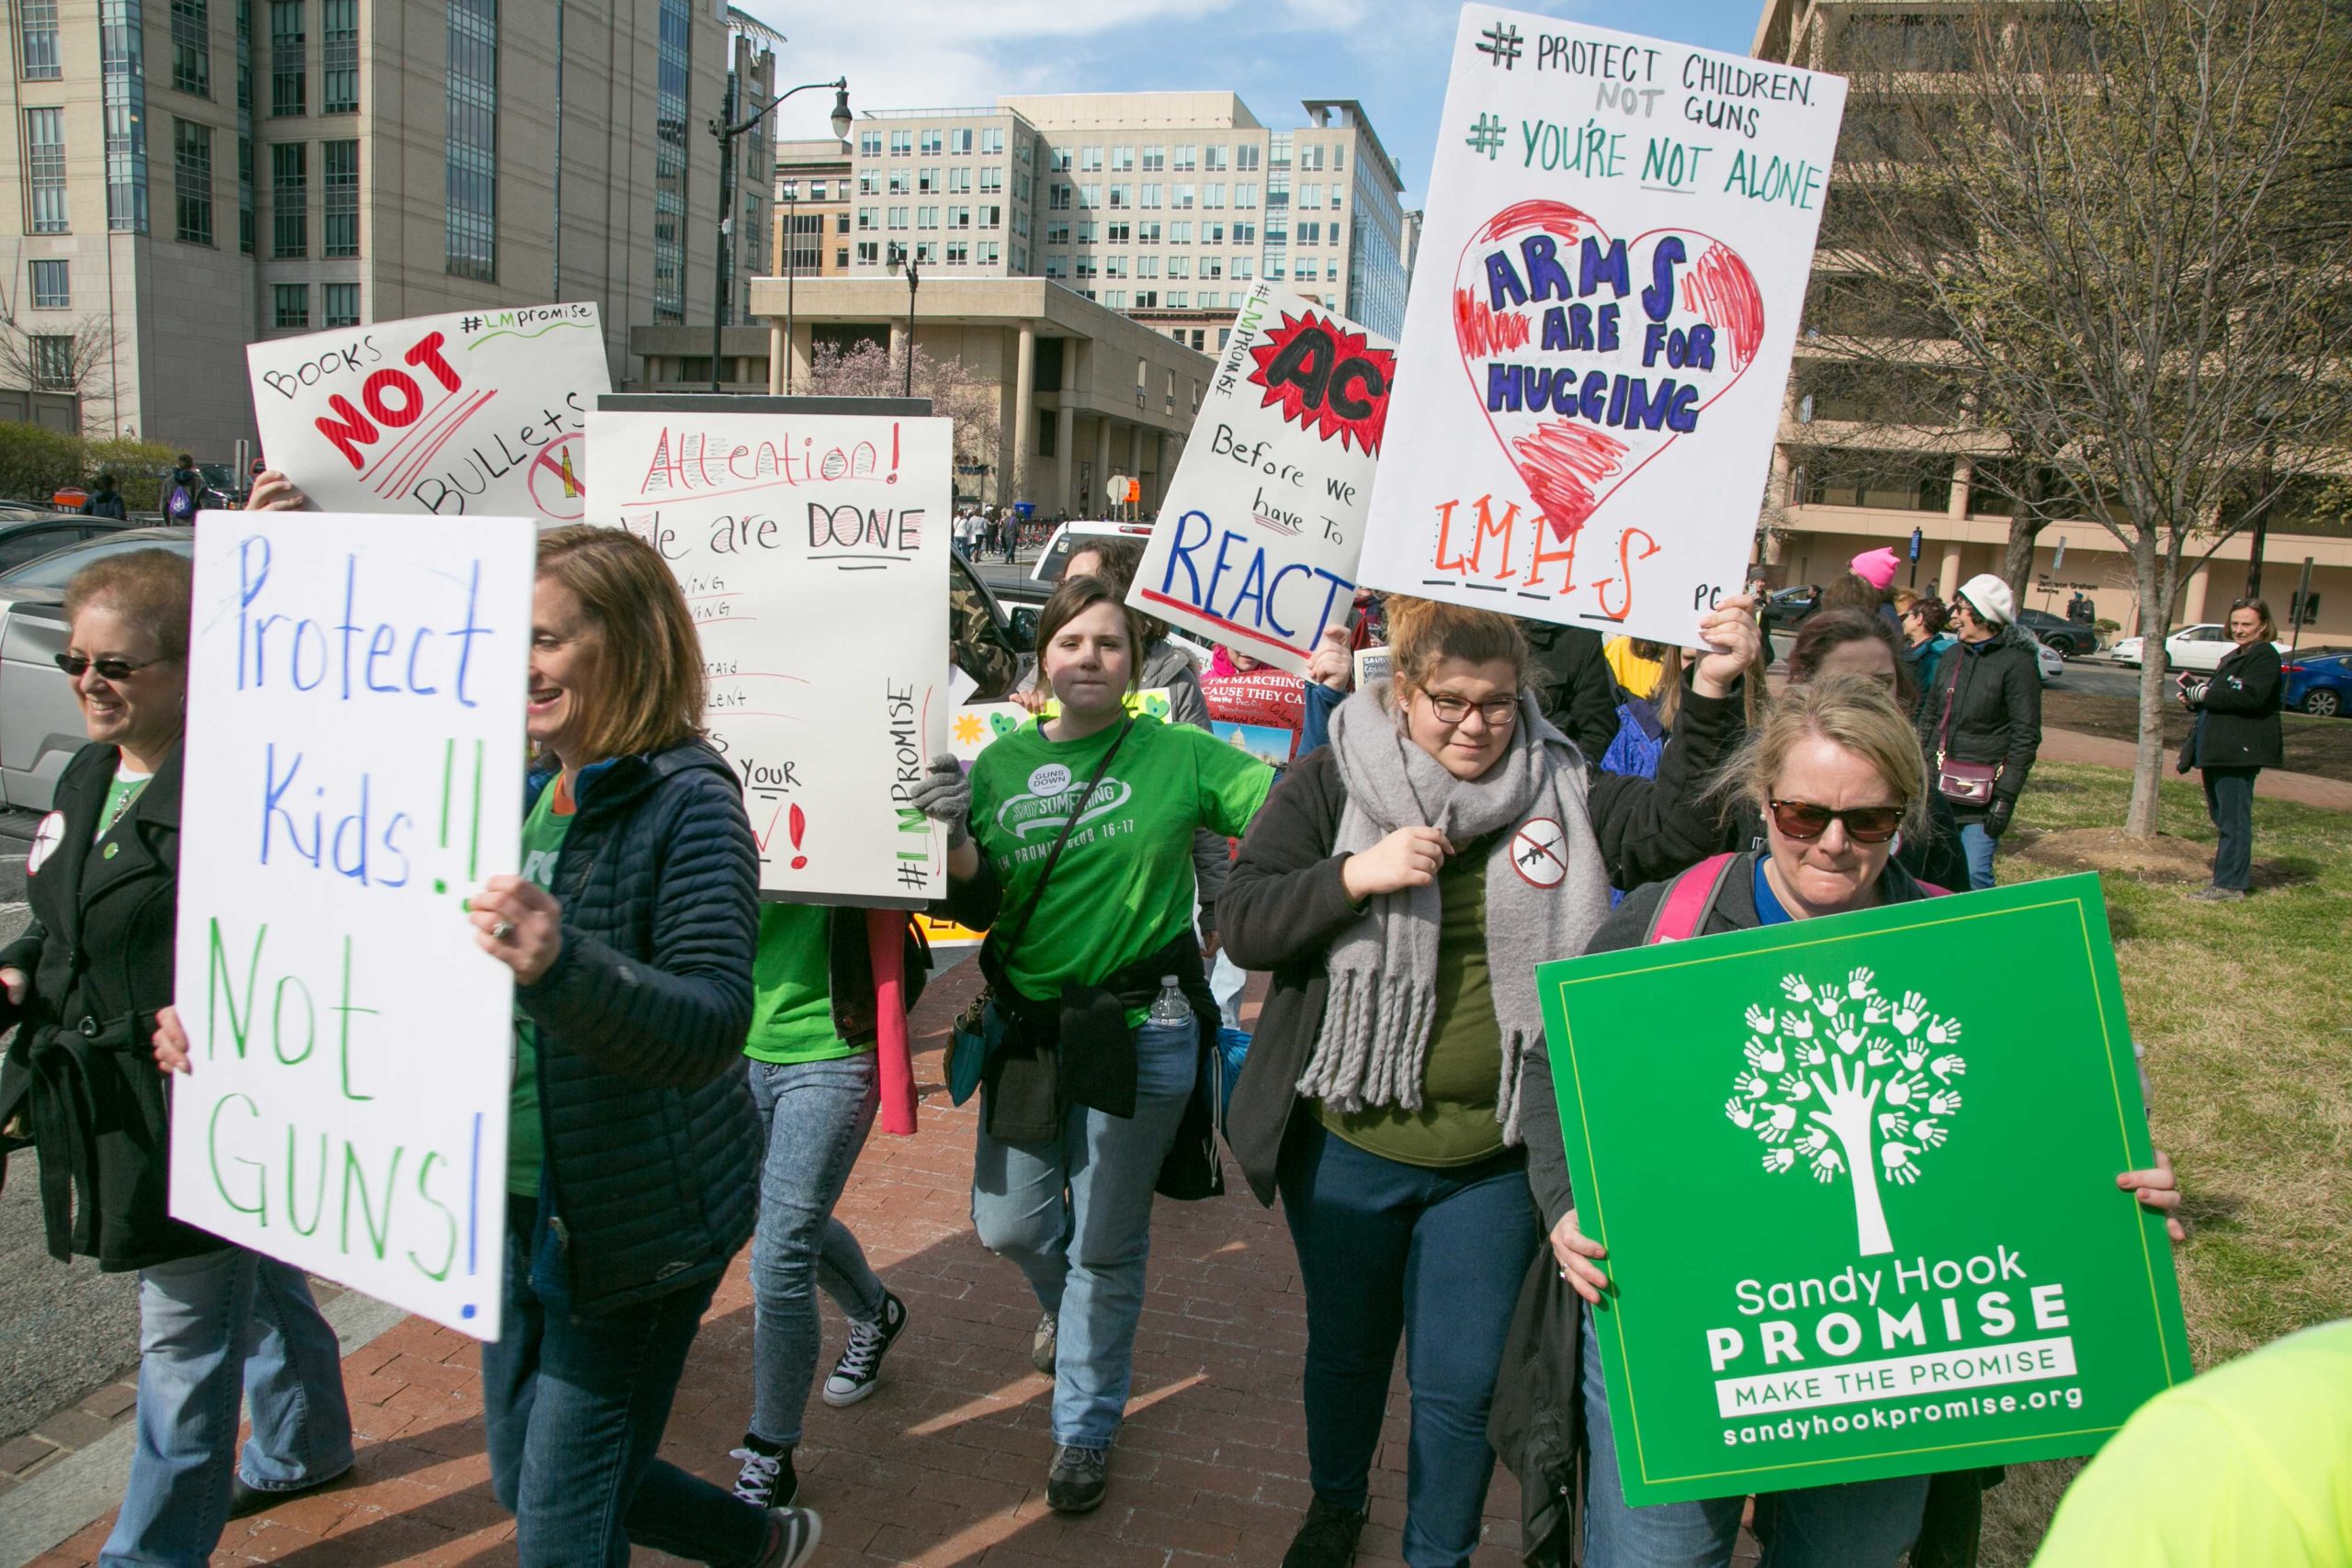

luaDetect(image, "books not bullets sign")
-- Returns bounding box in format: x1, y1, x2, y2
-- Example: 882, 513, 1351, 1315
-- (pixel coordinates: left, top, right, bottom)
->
1355, 7, 1846, 648
587, 406, 952, 906
1130, 285, 1395, 677
248, 304, 612, 524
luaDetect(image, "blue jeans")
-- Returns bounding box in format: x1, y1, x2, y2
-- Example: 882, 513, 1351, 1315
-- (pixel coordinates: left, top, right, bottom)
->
1959, 821, 1998, 891
969, 1018, 1196, 1450
2201, 766, 2257, 889
482, 1197, 768, 1567
1580, 1305, 1928, 1567
102, 1247, 353, 1567
1277, 1119, 1538, 1568
747, 1052, 888, 1448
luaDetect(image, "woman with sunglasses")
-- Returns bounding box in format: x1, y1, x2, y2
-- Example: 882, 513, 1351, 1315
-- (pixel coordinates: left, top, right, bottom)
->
1220, 593, 1762, 1568
2177, 598, 2281, 902
1521, 678, 2184, 1567
0, 547, 356, 1565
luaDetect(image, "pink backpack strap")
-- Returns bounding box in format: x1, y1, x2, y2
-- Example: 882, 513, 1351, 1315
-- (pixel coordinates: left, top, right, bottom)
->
1643, 853, 1741, 945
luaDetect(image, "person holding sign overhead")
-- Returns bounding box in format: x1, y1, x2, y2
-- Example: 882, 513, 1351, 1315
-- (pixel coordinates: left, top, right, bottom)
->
2, 547, 356, 1565
911, 574, 1274, 1516
458, 526, 818, 1568
1218, 593, 1762, 1568
1520, 678, 2182, 1568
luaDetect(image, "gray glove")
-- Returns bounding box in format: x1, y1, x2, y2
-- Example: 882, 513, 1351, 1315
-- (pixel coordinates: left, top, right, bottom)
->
909, 755, 971, 848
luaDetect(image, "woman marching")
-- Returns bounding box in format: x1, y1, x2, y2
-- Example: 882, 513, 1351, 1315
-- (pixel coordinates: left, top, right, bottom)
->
912, 573, 1274, 1513
1, 547, 355, 1566
1521, 677, 2185, 1567
2178, 597, 2281, 902
1219, 593, 1764, 1568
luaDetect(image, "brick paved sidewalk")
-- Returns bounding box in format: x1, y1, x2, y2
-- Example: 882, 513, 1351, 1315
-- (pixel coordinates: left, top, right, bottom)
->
29, 958, 1526, 1567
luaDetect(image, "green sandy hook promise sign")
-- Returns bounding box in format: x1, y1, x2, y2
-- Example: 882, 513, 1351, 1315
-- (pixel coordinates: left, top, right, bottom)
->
1535, 873, 2189, 1506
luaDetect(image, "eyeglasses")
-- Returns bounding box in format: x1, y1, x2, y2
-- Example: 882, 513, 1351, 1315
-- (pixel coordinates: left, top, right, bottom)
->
55, 652, 165, 682
1421, 692, 1519, 728
1769, 799, 1905, 844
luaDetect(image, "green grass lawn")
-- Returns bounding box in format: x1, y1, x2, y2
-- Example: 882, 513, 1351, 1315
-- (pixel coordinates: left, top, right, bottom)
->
1972, 761, 2349, 1564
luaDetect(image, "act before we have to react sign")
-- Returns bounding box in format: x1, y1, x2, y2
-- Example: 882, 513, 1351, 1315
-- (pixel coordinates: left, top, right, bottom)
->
586, 401, 951, 907
1355, 7, 1846, 649
172, 513, 534, 1340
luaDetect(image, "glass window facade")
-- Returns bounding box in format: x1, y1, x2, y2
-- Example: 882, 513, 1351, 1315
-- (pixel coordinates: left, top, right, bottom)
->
18, 0, 58, 77
321, 0, 355, 112
29, 260, 68, 308
102, 2, 148, 232
323, 136, 356, 254
269, 0, 302, 115
273, 281, 308, 329
445, 0, 495, 278
650, 0, 688, 320
175, 118, 213, 243
323, 280, 357, 326
271, 141, 303, 255
31, 334, 74, 387
24, 108, 66, 232
172, 0, 209, 96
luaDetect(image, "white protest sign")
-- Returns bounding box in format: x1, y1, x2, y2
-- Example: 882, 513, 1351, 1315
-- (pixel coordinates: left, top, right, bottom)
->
587, 406, 952, 905
1356, 7, 1845, 645
248, 303, 611, 523
1130, 285, 1394, 675
172, 512, 534, 1340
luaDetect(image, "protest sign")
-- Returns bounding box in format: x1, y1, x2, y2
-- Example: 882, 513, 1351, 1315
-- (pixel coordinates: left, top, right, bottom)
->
1536, 874, 2189, 1504
1353, 645, 1393, 690
249, 303, 610, 523
1201, 662, 1307, 733
171, 512, 534, 1340
586, 401, 951, 905
948, 689, 1173, 764
1213, 720, 1295, 766
1355, 7, 1845, 647
1131, 285, 1394, 675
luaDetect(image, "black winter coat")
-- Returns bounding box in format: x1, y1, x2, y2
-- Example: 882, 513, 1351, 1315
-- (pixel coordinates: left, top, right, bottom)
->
516, 739, 763, 1316
2189, 641, 2282, 770
1917, 626, 2042, 817
0, 741, 221, 1270
1519, 620, 1621, 768
1216, 685, 1749, 1205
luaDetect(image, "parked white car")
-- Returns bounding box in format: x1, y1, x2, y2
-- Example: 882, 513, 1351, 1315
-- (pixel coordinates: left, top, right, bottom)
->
2109, 623, 2292, 672
2030, 634, 2065, 685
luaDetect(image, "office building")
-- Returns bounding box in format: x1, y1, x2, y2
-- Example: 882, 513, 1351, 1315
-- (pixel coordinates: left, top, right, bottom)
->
773, 138, 853, 280
0, 0, 756, 455
1751, 0, 2349, 640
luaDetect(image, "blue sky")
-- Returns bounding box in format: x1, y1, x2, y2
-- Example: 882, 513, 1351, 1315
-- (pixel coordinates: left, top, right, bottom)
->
735, 0, 1767, 207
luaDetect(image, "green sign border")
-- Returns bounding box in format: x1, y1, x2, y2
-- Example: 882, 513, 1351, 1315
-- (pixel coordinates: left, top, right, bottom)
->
1540, 872, 2189, 1500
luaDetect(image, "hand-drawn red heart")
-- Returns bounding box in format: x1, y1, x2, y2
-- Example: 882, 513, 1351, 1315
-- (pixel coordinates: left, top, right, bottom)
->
1453, 200, 1764, 545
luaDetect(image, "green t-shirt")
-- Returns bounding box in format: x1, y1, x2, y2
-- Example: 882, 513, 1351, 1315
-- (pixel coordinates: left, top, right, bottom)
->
1319, 847, 1509, 1168
744, 901, 865, 1065
967, 712, 1272, 1019
2032, 1319, 2352, 1568
95, 763, 151, 842
507, 778, 574, 1197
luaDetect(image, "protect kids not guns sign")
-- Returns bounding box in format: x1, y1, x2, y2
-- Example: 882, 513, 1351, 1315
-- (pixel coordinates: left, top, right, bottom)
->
1131, 285, 1393, 676
1355, 8, 1845, 647
248, 304, 611, 524
1535, 874, 2189, 1504
171, 512, 536, 1340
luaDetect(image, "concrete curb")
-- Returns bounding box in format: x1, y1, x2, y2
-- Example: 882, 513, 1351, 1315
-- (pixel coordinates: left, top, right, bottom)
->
0, 1290, 406, 1568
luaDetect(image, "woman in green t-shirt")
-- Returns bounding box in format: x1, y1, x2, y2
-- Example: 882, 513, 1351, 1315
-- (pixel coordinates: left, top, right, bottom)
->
912, 574, 1272, 1517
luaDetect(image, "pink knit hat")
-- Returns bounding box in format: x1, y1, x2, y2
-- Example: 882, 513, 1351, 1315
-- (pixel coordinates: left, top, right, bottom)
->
1849, 547, 1901, 591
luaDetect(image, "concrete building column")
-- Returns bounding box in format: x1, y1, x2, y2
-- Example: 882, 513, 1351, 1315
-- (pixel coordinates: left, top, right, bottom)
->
1938, 549, 1964, 602
2180, 564, 2211, 626
889, 320, 908, 367
1094, 416, 1113, 516
1949, 456, 1974, 521
1057, 403, 1076, 516
767, 321, 786, 395
1152, 431, 1169, 513
1129, 422, 1145, 489
1012, 324, 1036, 507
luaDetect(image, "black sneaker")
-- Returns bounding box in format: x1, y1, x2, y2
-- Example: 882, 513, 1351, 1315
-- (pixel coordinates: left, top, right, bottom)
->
729, 1438, 797, 1508
1046, 1443, 1110, 1513
755, 1505, 822, 1568
823, 1290, 907, 1408
1281, 1495, 1367, 1568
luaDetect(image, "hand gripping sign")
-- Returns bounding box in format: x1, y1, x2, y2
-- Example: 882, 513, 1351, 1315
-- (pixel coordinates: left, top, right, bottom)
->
248, 304, 611, 523
1131, 285, 1395, 676
1354, 7, 1845, 647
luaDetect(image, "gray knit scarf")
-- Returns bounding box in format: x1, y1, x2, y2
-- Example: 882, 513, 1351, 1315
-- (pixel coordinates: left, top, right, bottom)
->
1302, 682, 1612, 1144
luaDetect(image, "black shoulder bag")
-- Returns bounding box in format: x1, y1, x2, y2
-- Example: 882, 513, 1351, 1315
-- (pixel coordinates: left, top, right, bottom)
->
946, 719, 1133, 1104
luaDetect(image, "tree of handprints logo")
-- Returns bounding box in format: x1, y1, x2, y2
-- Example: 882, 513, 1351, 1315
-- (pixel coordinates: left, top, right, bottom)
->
1724, 967, 1967, 1257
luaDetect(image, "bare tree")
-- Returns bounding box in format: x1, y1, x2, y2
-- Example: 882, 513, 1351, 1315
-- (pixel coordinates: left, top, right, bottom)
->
804, 339, 1002, 493
1816, 0, 2351, 833
0, 310, 116, 423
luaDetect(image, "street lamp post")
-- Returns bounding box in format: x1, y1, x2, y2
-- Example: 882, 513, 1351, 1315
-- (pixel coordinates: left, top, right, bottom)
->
781, 182, 798, 393
887, 243, 920, 398
709, 75, 850, 394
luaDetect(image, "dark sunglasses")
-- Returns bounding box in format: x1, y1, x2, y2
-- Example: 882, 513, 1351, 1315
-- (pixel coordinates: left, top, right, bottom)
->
1769, 799, 1904, 844
55, 652, 165, 682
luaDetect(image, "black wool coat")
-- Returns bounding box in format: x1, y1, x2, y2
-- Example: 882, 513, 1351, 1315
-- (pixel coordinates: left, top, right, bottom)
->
2190, 641, 2283, 771
0, 740, 222, 1270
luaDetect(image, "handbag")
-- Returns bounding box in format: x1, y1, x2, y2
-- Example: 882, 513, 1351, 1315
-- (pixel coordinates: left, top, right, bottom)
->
945, 719, 1134, 1104
1929, 655, 2001, 807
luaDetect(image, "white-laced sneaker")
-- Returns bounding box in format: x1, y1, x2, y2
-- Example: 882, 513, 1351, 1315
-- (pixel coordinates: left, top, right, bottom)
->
729, 1439, 796, 1507
821, 1290, 906, 1407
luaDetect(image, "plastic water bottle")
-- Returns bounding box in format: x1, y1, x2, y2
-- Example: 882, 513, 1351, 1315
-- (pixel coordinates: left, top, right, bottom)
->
1148, 975, 1193, 1027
